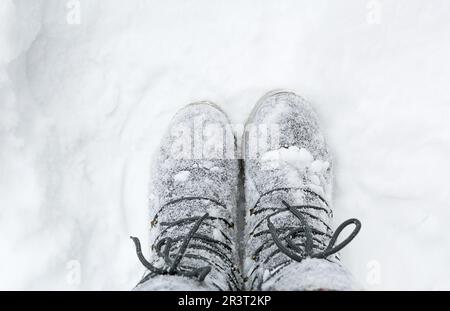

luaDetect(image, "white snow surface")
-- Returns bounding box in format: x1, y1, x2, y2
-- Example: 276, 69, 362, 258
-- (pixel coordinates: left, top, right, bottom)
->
1, 0, 450, 290
173, 170, 190, 183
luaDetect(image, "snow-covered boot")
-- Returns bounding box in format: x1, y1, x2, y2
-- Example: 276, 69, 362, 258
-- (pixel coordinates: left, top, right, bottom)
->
131, 102, 241, 291
242, 91, 361, 291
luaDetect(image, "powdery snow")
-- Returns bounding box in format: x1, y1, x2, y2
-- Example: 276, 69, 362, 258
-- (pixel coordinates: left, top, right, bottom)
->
173, 170, 190, 183
260, 146, 330, 197
1, 0, 450, 290
261, 146, 329, 174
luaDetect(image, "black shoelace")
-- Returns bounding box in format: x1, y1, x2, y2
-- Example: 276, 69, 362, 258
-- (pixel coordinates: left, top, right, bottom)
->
130, 213, 212, 281
131, 197, 239, 290
248, 187, 361, 289
269, 200, 361, 260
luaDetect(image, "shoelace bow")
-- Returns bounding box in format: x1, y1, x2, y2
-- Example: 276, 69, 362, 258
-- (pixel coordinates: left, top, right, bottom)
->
268, 200, 361, 261
130, 213, 212, 283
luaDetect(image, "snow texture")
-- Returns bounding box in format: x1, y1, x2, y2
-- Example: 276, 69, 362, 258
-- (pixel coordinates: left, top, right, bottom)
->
262, 259, 356, 291
1, 0, 450, 290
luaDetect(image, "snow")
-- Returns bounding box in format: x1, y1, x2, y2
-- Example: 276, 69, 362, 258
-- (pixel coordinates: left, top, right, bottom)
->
260, 146, 330, 198
173, 170, 190, 183
1, 0, 450, 290
261, 146, 328, 172
262, 259, 356, 291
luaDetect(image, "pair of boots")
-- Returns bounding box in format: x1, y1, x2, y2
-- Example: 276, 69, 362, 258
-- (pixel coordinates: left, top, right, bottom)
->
131, 90, 361, 291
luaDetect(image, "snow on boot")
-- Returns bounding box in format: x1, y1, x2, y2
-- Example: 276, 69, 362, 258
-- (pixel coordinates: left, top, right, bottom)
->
242, 91, 361, 291
131, 102, 241, 291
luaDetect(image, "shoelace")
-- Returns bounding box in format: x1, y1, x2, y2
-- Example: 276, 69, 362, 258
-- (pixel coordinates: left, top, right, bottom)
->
130, 197, 239, 290
248, 187, 361, 289
268, 200, 361, 261
130, 213, 212, 282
